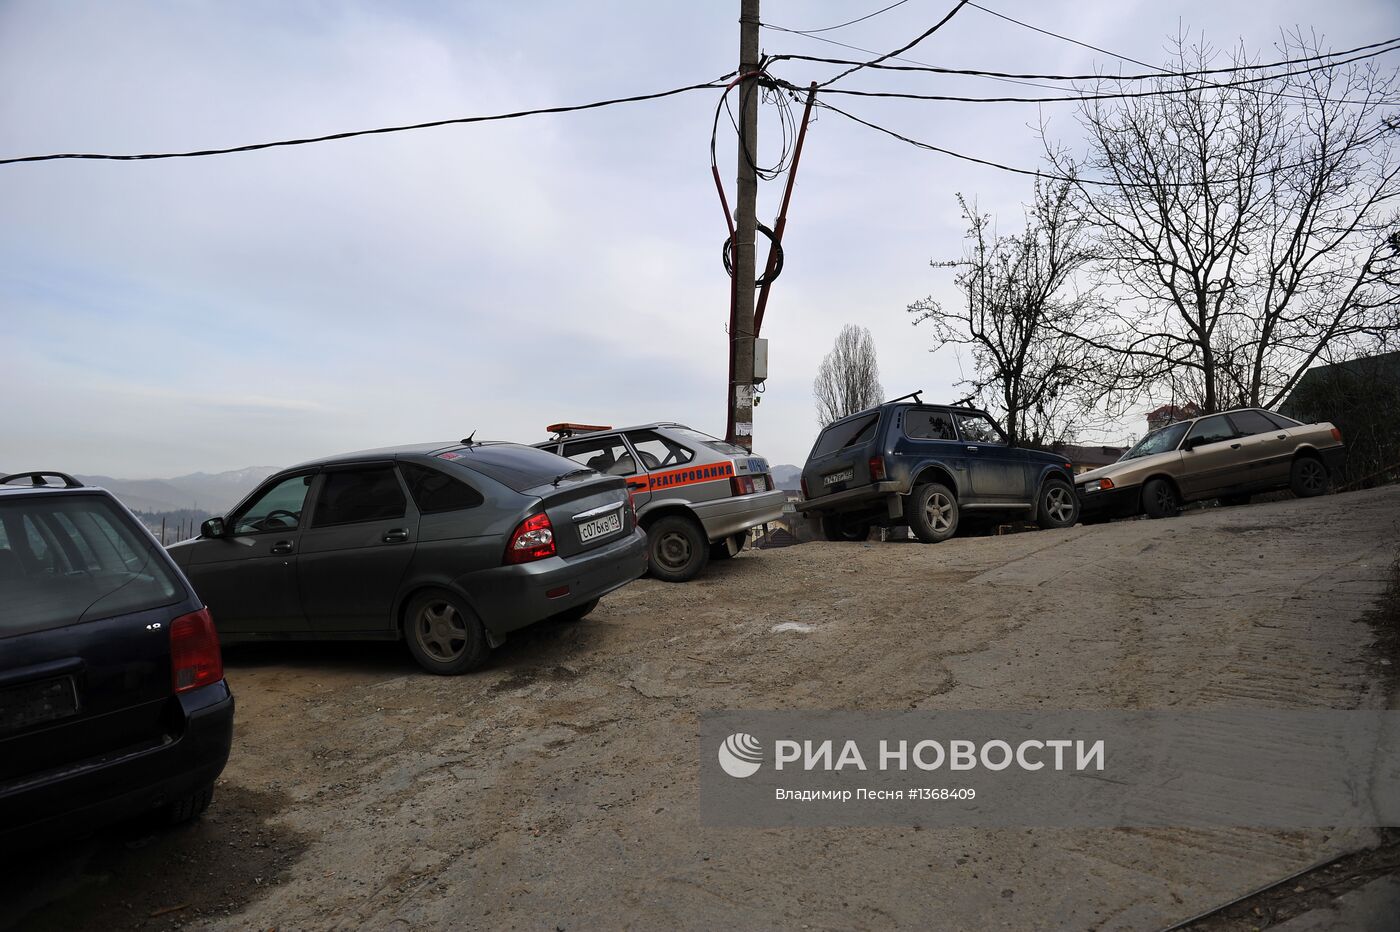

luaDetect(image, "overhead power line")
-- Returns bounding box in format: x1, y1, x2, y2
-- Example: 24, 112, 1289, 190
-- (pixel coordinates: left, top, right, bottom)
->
771, 35, 1400, 84
779, 0, 914, 35
805, 40, 1400, 105
0, 76, 733, 166
966, 1, 1155, 69
818, 0, 971, 88
816, 98, 1394, 189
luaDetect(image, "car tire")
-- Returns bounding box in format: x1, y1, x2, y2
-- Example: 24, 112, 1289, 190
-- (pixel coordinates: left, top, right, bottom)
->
165, 783, 214, 825
647, 515, 709, 583
553, 598, 599, 623
1036, 479, 1080, 530
403, 590, 490, 675
1219, 493, 1251, 506
905, 482, 959, 543
820, 515, 870, 542
1290, 456, 1329, 497
1142, 478, 1180, 519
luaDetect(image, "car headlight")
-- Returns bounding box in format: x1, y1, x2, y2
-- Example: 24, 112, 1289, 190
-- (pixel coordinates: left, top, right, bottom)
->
1080, 478, 1115, 494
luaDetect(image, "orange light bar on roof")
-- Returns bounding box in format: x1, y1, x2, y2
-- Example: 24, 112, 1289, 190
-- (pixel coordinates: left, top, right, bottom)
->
547, 422, 612, 435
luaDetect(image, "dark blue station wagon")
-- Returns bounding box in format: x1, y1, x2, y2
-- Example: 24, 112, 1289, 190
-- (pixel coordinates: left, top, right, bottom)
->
797, 397, 1080, 542
0, 472, 233, 846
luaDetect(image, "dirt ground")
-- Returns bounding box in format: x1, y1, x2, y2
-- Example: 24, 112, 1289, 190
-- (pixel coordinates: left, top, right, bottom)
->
4, 485, 1399, 931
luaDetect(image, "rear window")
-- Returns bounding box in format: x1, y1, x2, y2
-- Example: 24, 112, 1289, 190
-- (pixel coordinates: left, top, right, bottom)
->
400, 462, 484, 513
441, 443, 580, 493
312, 467, 408, 527
812, 413, 880, 457
666, 427, 749, 457
0, 494, 183, 636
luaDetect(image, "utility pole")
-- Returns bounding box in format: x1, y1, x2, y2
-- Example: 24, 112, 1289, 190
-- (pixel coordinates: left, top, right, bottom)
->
730, 0, 760, 451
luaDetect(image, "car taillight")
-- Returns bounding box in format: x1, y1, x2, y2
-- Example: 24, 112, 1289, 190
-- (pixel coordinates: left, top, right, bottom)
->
170, 607, 222, 693
731, 475, 755, 496
869, 456, 886, 481
1331, 427, 1343, 442
505, 512, 556, 564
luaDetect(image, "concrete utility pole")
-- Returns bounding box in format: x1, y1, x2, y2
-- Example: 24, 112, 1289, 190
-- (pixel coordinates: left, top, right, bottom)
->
730, 0, 760, 452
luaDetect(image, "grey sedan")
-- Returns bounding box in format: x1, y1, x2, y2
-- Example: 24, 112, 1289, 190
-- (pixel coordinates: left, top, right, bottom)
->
169, 441, 647, 674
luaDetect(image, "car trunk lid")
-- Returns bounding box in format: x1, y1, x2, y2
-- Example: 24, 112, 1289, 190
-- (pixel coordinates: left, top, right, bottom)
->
524, 474, 632, 559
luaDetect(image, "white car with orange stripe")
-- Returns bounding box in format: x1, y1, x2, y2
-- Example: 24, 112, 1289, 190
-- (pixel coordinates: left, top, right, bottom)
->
536, 423, 786, 582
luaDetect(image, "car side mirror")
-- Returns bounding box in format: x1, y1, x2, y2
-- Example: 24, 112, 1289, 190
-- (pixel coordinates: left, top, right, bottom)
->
200, 517, 227, 538
1182, 436, 1199, 452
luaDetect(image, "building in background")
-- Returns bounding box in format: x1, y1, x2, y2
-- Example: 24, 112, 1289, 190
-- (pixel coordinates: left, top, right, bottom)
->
1145, 403, 1203, 433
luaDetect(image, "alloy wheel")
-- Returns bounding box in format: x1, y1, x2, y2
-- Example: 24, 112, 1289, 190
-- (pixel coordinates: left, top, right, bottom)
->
924, 492, 954, 532
1047, 486, 1075, 524
1299, 459, 1325, 493
416, 601, 468, 662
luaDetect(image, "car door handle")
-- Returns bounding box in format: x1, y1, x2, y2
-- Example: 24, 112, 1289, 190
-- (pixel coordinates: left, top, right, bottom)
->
382, 529, 409, 543
1230, 443, 1242, 449
1277, 434, 1288, 440
965, 445, 978, 452
270, 540, 294, 554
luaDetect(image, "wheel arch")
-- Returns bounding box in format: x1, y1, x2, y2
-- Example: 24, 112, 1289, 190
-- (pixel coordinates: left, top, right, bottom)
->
1139, 473, 1183, 506
637, 501, 703, 532
910, 462, 960, 499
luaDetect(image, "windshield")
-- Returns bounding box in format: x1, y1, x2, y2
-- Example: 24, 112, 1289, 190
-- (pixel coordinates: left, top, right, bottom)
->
1121, 421, 1190, 461
0, 493, 184, 636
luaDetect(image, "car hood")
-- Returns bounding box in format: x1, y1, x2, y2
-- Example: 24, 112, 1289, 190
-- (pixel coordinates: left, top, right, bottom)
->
1076, 450, 1175, 484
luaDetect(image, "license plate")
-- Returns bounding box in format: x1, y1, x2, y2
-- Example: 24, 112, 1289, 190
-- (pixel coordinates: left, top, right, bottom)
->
824, 469, 854, 486
578, 510, 622, 543
0, 676, 79, 734
753, 476, 768, 492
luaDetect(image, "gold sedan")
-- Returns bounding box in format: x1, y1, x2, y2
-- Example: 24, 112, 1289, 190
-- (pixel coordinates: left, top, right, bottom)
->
1075, 408, 1346, 521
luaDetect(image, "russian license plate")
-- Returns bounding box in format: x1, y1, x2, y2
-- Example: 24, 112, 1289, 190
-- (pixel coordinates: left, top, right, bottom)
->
824, 469, 854, 486
0, 676, 79, 734
578, 510, 622, 543
753, 476, 768, 492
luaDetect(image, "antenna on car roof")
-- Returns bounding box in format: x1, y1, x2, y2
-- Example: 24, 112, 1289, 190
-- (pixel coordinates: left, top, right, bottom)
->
460, 430, 477, 446
884, 390, 923, 405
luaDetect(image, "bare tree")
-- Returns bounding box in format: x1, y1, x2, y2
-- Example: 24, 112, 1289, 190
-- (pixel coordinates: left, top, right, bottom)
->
908, 181, 1114, 446
1050, 31, 1400, 413
813, 324, 884, 427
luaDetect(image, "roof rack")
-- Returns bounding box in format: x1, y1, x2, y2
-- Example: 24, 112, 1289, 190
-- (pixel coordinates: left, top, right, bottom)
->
883, 390, 923, 405
1, 471, 84, 488
547, 422, 613, 441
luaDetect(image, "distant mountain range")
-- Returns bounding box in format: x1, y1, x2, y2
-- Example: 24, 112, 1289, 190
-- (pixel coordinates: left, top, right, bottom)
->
72, 466, 277, 514
770, 464, 802, 492
7, 461, 802, 514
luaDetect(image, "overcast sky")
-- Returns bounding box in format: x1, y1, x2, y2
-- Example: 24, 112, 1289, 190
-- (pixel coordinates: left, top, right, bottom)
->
3, 0, 1396, 477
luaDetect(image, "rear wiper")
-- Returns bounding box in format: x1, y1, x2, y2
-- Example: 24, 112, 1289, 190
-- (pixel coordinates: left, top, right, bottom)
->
552, 468, 595, 487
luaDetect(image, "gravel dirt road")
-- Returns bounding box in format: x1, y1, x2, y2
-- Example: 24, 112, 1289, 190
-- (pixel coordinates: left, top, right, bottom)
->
4, 485, 1399, 931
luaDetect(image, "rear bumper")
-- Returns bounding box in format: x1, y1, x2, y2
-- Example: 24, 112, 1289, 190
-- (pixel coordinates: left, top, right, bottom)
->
1076, 483, 1142, 520
460, 527, 647, 638
796, 481, 903, 515
691, 489, 786, 541
0, 681, 234, 846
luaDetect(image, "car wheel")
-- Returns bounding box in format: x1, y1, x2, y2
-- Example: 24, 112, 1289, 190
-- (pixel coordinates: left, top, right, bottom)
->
647, 515, 709, 583
553, 597, 599, 623
1142, 478, 1180, 518
1290, 456, 1328, 497
404, 590, 489, 675
820, 515, 870, 542
905, 482, 959, 543
1036, 480, 1080, 529
1219, 493, 1251, 507
165, 783, 214, 825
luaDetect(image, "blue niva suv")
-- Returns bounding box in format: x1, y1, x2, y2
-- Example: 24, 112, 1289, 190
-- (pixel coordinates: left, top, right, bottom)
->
797, 397, 1080, 542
